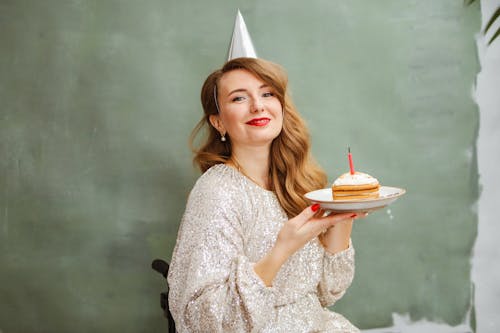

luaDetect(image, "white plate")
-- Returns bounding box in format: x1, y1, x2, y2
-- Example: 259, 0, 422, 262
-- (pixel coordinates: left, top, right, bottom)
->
304, 186, 406, 213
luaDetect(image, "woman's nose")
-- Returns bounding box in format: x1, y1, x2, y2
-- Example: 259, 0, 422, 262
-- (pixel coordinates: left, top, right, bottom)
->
251, 97, 264, 112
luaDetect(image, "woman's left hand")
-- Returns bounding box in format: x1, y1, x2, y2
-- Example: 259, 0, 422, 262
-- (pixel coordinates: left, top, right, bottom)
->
318, 211, 368, 254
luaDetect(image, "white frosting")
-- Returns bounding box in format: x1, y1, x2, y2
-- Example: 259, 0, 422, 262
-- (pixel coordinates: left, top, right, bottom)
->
333, 172, 379, 186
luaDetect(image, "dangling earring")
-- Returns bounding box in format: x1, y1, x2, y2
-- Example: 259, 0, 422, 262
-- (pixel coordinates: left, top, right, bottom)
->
221, 133, 226, 142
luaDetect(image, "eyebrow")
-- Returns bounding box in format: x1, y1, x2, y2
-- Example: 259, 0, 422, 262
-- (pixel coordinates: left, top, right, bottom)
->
227, 84, 269, 97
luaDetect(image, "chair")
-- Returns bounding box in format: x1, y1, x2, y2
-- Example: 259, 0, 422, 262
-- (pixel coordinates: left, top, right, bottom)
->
151, 259, 176, 333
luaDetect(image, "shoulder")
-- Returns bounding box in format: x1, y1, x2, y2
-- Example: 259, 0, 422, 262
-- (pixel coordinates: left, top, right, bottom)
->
180, 164, 247, 236
196, 163, 237, 185
191, 164, 242, 198
186, 164, 246, 212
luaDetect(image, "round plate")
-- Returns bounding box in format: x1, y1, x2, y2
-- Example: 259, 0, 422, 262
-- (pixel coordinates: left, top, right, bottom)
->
304, 186, 406, 213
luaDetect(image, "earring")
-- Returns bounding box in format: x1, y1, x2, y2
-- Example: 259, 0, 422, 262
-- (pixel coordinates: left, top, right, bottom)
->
221, 133, 226, 142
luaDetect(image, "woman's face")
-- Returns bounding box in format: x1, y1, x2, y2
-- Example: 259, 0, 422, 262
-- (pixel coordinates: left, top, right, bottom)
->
210, 69, 283, 151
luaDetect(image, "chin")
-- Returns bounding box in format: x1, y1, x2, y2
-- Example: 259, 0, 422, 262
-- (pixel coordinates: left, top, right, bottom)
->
253, 133, 281, 145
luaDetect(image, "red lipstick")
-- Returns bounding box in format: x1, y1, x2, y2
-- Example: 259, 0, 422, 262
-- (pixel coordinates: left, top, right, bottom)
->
246, 117, 270, 126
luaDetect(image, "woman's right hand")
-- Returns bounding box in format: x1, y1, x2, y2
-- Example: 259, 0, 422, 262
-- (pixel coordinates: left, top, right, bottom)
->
254, 204, 355, 286
274, 204, 355, 259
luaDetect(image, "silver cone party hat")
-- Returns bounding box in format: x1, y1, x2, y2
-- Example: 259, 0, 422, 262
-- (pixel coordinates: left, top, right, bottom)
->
227, 10, 257, 61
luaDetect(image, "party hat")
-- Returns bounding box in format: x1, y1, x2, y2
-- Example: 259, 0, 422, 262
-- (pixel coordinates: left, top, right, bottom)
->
227, 10, 257, 61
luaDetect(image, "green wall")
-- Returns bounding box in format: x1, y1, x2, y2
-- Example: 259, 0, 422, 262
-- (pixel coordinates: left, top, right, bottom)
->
0, 1, 479, 332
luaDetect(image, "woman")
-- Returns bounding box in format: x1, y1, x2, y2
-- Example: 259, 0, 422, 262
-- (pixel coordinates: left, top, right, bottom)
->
168, 57, 362, 332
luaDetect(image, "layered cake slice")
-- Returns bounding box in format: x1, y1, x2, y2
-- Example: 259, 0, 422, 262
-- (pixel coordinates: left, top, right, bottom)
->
332, 172, 380, 200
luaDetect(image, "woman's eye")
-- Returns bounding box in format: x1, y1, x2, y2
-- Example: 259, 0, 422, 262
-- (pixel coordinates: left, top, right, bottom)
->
232, 96, 245, 102
262, 92, 274, 98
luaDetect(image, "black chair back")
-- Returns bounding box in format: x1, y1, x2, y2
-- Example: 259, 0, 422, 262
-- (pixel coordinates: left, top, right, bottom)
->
151, 259, 176, 333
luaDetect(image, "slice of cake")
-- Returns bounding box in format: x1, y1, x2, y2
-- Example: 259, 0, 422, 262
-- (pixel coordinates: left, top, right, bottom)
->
332, 172, 380, 200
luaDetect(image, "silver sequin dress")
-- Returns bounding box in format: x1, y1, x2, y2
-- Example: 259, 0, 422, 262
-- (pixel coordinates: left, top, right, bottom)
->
168, 164, 359, 333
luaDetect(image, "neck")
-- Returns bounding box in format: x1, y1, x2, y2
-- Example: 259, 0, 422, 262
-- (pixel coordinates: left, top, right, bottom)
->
229, 146, 271, 190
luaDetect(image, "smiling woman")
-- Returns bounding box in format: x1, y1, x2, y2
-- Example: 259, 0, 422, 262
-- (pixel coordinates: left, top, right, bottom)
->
192, 57, 327, 217
210, 68, 284, 164
167, 57, 365, 332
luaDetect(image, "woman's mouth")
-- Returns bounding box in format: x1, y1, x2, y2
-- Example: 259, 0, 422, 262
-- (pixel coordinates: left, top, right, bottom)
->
246, 118, 270, 126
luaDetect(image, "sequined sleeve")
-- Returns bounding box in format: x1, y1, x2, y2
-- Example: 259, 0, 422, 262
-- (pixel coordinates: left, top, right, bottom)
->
167, 172, 276, 332
316, 240, 355, 308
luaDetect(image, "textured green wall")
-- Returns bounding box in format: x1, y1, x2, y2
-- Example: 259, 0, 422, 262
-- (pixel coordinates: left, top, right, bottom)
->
0, 0, 479, 332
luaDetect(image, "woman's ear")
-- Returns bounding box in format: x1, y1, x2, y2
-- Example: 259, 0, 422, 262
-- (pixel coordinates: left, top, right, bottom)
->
209, 114, 225, 134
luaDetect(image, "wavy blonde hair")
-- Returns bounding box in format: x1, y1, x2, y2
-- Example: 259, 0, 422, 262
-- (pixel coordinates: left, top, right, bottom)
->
190, 57, 326, 217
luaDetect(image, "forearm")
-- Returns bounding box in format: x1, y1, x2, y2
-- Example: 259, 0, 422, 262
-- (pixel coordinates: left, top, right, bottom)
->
316, 238, 355, 307
319, 219, 353, 254
253, 244, 289, 287
253, 206, 357, 286
176, 254, 277, 332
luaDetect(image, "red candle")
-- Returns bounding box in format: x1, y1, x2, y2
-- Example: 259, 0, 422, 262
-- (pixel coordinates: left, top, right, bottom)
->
348, 147, 355, 175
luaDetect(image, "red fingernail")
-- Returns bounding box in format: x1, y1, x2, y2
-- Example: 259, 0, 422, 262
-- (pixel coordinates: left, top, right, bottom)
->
311, 204, 320, 212
351, 214, 357, 218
